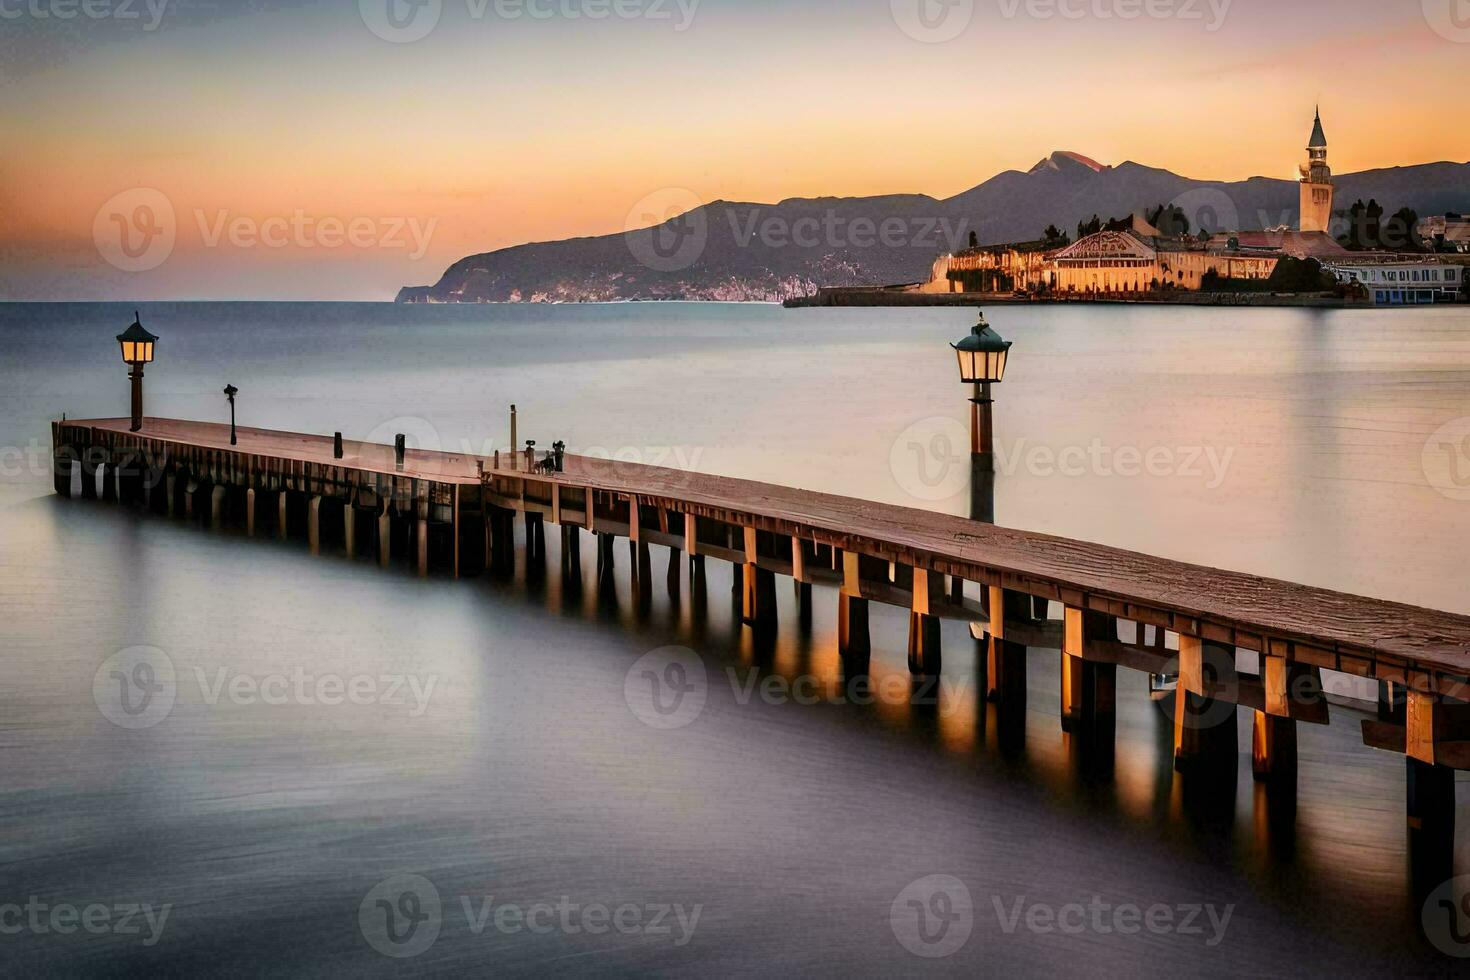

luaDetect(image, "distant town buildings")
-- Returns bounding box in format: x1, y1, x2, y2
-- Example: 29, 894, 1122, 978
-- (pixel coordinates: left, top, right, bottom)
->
921, 109, 1469, 305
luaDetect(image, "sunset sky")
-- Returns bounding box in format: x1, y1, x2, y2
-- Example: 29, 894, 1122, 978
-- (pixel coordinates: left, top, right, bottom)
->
3, 0, 1467, 300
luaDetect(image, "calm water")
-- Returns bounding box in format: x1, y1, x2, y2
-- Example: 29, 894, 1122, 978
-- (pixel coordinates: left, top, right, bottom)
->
1, 301, 1467, 976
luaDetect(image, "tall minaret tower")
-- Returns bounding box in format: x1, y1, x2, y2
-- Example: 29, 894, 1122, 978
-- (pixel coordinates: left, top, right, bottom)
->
1298, 107, 1333, 234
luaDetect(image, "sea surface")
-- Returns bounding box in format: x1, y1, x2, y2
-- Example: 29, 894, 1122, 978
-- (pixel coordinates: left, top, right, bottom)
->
1, 301, 1467, 976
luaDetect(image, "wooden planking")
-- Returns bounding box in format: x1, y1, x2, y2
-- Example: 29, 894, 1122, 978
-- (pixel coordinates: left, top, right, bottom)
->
64, 417, 1470, 688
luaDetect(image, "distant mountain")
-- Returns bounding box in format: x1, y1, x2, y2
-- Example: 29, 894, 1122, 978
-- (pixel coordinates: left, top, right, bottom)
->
397, 154, 1470, 303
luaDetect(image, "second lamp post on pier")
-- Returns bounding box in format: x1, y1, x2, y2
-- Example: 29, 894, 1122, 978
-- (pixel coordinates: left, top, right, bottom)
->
223, 384, 239, 446
116, 313, 158, 433
951, 312, 1012, 524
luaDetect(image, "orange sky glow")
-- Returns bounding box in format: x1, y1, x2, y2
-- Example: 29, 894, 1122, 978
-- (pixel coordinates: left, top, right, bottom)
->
2, 0, 1467, 299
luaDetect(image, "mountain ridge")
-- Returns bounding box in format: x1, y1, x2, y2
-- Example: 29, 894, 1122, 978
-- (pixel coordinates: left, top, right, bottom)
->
399, 154, 1470, 304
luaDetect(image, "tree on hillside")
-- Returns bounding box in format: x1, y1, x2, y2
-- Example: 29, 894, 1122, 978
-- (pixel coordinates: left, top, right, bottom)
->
968, 231, 979, 249
1380, 207, 1424, 252
1077, 215, 1102, 239
1146, 204, 1191, 237
1042, 224, 1068, 247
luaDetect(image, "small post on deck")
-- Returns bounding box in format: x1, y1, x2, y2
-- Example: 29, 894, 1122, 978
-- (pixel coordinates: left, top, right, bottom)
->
334, 432, 344, 460
509, 405, 518, 471
395, 435, 406, 472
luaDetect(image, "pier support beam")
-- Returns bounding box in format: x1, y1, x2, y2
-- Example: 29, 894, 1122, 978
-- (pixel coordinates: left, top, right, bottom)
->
907, 614, 942, 677
907, 569, 943, 676
596, 533, 616, 590
246, 489, 257, 537
525, 513, 546, 563
416, 518, 429, 578
741, 564, 777, 630
1173, 638, 1239, 773
1251, 655, 1303, 783
1406, 756, 1456, 862
210, 485, 226, 529
1060, 607, 1117, 737
984, 587, 1034, 703
377, 508, 391, 569
666, 547, 681, 596
278, 491, 289, 540
838, 592, 870, 662
1378, 680, 1407, 723
344, 505, 356, 559
309, 496, 322, 555
1252, 713, 1298, 783
796, 581, 813, 631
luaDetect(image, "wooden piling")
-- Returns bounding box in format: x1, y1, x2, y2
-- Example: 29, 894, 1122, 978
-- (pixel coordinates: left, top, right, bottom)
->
309, 496, 322, 555
838, 592, 870, 661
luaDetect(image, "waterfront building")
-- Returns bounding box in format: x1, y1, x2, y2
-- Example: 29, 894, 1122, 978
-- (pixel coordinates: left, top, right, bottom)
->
1042, 226, 1280, 295
1325, 258, 1465, 305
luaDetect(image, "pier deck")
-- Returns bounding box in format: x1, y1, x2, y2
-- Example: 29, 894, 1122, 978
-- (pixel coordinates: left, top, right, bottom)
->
52, 416, 1470, 846
62, 416, 1470, 684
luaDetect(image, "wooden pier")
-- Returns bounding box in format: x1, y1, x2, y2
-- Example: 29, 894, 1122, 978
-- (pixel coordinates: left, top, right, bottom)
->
53, 416, 1470, 859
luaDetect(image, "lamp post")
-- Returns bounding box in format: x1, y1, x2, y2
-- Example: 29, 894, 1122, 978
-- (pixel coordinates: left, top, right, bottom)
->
223, 385, 239, 446
116, 312, 158, 433
951, 312, 1012, 524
